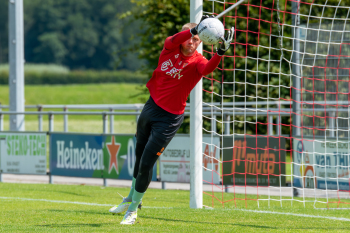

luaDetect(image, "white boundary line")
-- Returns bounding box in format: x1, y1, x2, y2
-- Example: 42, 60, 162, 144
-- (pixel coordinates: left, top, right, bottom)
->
1, 196, 350, 221
234, 209, 350, 222
0, 196, 171, 209
315, 208, 350, 210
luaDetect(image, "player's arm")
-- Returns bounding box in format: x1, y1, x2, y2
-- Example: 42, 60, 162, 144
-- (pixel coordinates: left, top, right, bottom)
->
197, 54, 221, 76
164, 15, 212, 50
197, 27, 234, 75
164, 30, 192, 50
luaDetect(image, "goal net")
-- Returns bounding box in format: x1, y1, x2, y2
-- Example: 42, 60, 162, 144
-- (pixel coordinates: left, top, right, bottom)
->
200, 0, 350, 209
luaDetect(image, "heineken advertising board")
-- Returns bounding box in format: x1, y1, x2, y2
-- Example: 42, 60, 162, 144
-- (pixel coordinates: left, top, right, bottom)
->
0, 133, 47, 174
50, 133, 156, 180
293, 138, 350, 191
222, 136, 286, 186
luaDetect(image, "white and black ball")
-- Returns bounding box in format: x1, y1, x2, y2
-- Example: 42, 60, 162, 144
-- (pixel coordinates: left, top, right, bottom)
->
197, 18, 225, 45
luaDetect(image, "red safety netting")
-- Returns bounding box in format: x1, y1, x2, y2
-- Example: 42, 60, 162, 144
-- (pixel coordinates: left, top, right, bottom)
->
201, 0, 350, 209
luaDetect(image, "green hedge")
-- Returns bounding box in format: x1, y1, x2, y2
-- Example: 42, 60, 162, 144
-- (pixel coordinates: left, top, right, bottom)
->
0, 67, 147, 85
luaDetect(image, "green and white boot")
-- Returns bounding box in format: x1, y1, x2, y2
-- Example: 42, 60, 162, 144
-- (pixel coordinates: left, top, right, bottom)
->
120, 210, 138, 225
109, 198, 142, 215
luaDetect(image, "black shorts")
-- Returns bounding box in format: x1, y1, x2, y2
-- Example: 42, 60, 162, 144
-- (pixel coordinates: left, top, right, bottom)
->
136, 96, 184, 155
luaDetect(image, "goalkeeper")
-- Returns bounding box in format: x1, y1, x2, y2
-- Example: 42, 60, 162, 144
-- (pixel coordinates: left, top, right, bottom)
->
109, 16, 234, 225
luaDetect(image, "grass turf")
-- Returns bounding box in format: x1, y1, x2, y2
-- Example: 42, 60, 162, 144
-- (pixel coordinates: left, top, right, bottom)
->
0, 182, 349, 232
0, 83, 145, 134
0, 83, 148, 105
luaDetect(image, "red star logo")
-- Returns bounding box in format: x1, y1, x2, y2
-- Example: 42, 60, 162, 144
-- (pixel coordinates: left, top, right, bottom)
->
106, 136, 120, 174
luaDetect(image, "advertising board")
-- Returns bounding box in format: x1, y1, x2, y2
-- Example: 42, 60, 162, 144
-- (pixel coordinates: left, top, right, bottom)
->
0, 133, 47, 175
159, 135, 221, 184
50, 133, 156, 180
293, 138, 350, 191
222, 136, 286, 186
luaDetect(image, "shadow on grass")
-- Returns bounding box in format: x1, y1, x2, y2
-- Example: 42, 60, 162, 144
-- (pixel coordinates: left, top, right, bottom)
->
140, 215, 350, 230
36, 223, 107, 228
6, 186, 91, 197
48, 209, 111, 216
140, 215, 274, 229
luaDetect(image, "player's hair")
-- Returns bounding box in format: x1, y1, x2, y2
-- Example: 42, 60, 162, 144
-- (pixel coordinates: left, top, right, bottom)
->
182, 23, 197, 31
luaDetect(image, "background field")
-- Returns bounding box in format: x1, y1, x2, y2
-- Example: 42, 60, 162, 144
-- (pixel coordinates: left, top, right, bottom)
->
1, 182, 350, 232
0, 83, 148, 134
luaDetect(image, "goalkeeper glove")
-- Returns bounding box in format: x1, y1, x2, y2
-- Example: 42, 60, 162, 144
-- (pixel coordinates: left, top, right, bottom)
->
217, 27, 234, 56
190, 15, 214, 36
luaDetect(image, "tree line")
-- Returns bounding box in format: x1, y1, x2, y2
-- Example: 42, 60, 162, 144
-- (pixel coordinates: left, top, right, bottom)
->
0, 0, 145, 71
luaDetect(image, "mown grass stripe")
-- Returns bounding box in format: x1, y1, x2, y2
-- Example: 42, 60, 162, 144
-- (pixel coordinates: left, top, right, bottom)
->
1, 196, 349, 222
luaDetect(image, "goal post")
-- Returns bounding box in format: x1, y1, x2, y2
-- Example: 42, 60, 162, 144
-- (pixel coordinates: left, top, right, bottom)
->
189, 0, 203, 209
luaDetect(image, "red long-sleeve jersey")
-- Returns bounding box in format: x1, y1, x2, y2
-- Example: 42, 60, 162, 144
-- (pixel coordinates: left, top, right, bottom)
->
146, 29, 222, 115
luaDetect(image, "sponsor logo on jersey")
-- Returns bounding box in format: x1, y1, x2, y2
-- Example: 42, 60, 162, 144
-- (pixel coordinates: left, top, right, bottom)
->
175, 54, 179, 58
166, 67, 183, 80
161, 59, 173, 71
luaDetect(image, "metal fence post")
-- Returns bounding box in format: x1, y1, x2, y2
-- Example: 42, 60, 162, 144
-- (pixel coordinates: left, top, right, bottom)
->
38, 106, 43, 131
277, 115, 281, 136
211, 114, 216, 133
103, 112, 108, 135
277, 102, 281, 136
49, 111, 53, 184
225, 114, 230, 135
0, 138, 5, 182
49, 113, 54, 132
64, 106, 68, 132
49, 173, 53, 184
268, 115, 274, 135
103, 112, 108, 187
330, 112, 335, 138
0, 104, 3, 131
109, 108, 114, 134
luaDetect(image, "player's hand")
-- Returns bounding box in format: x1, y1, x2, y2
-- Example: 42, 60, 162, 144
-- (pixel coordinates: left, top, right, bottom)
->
190, 15, 214, 36
217, 27, 234, 56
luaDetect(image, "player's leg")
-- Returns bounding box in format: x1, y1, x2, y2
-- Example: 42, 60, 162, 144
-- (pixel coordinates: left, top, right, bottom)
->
109, 99, 153, 215
120, 131, 173, 225
134, 131, 171, 193
108, 137, 147, 215
124, 124, 151, 202
121, 108, 184, 224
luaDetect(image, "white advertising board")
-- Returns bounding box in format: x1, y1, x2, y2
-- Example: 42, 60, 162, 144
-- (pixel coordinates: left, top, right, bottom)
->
293, 138, 350, 191
160, 135, 220, 184
0, 133, 47, 175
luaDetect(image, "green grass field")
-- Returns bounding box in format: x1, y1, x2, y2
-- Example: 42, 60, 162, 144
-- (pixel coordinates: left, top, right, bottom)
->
0, 83, 349, 231
0, 83, 147, 133
0, 83, 148, 105
1, 183, 350, 232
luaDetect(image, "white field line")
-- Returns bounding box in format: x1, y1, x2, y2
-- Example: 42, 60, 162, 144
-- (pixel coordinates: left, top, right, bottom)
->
1, 196, 350, 222
316, 208, 350, 210
234, 209, 350, 222
0, 196, 170, 209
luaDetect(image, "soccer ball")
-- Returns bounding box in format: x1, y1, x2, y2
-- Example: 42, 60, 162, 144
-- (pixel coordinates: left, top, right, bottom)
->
197, 18, 225, 45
